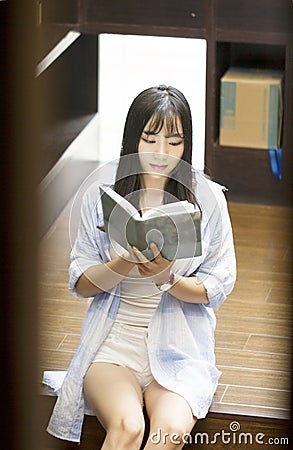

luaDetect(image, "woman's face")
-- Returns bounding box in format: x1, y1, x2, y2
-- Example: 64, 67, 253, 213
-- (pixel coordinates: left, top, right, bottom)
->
138, 116, 184, 180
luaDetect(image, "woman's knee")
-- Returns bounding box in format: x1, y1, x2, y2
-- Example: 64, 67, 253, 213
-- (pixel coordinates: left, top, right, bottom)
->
149, 420, 195, 447
120, 415, 145, 439
108, 415, 145, 446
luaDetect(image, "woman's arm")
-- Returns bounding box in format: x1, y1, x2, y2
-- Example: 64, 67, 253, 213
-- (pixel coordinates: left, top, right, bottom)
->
129, 244, 208, 304
69, 183, 139, 298
75, 253, 136, 297
166, 275, 208, 304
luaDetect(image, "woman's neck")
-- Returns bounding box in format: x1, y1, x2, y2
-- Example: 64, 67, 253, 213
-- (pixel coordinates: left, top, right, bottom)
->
140, 173, 167, 191
139, 187, 164, 214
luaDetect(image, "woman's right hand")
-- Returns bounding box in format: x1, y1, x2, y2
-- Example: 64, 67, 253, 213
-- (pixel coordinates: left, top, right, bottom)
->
127, 243, 174, 283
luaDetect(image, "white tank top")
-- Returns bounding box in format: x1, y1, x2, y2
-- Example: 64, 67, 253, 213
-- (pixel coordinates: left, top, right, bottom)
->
109, 242, 193, 327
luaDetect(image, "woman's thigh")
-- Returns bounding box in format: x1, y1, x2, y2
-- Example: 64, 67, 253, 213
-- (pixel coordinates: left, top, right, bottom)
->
84, 362, 144, 431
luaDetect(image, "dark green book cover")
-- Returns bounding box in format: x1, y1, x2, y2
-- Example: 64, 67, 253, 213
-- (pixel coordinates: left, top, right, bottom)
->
100, 186, 202, 260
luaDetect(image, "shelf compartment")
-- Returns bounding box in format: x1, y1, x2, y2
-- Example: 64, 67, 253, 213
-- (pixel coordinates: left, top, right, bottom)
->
212, 145, 291, 205
214, 42, 286, 144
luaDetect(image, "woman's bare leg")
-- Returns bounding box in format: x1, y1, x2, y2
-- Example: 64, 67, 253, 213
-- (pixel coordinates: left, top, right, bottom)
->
84, 362, 145, 450
143, 381, 197, 450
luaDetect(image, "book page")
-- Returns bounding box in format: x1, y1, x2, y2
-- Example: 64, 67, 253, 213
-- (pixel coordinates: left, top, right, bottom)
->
143, 200, 196, 219
100, 186, 140, 218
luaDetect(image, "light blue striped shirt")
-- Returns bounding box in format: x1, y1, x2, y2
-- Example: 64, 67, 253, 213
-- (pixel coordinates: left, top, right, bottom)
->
47, 171, 236, 443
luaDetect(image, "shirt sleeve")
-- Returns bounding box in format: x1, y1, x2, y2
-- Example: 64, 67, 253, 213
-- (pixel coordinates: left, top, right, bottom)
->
68, 186, 105, 297
194, 188, 236, 310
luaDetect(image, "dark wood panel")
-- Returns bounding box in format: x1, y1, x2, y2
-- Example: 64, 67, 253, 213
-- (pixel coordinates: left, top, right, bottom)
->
37, 34, 98, 180
36, 24, 74, 63
216, 0, 293, 34
84, 0, 208, 29
213, 147, 292, 205
37, 34, 98, 116
1, 2, 40, 449
41, 0, 79, 24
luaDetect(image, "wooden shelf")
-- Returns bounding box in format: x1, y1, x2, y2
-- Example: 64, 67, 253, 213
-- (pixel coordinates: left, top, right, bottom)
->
216, 29, 293, 46
216, 0, 293, 35
211, 144, 291, 205
207, 5, 292, 205
39, 0, 293, 206
37, 33, 98, 182
213, 143, 275, 154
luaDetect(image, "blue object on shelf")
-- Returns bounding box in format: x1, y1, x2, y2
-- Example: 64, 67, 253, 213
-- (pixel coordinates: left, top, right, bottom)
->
269, 148, 282, 181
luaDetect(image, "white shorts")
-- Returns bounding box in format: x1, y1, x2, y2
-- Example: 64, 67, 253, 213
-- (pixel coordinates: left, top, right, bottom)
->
92, 322, 154, 392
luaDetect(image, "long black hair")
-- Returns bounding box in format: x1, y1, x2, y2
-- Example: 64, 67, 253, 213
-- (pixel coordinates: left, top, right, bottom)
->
114, 85, 196, 208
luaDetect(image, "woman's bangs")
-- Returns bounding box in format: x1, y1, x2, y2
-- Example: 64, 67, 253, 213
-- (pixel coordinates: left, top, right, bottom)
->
147, 106, 182, 136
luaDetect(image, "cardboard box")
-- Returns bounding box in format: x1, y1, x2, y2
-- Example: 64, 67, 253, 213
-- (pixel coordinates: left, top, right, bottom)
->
219, 67, 283, 149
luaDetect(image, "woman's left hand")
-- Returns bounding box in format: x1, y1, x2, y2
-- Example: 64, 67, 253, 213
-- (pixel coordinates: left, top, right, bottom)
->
128, 242, 174, 283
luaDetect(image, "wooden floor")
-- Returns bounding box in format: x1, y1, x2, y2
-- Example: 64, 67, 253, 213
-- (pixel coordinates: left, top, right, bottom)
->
39, 198, 292, 423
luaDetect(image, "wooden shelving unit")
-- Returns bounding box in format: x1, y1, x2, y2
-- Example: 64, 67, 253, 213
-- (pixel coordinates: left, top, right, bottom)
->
38, 0, 293, 205
36, 32, 98, 181
205, 0, 293, 205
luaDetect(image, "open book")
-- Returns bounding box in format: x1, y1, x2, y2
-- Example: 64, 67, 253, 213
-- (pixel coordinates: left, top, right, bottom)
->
99, 186, 202, 260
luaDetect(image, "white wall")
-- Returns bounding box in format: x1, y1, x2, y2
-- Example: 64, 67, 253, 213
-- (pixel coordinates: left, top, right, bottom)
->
98, 34, 207, 170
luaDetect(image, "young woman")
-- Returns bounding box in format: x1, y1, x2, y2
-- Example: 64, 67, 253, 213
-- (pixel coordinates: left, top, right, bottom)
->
47, 86, 236, 449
